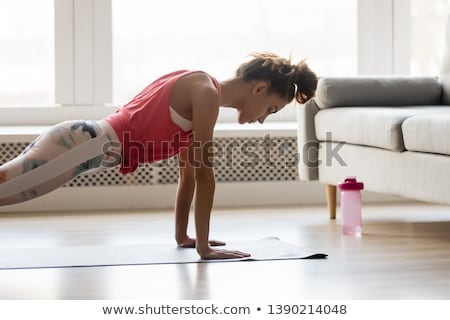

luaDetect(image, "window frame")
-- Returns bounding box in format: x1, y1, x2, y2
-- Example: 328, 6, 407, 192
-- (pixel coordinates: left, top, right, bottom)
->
0, 0, 411, 126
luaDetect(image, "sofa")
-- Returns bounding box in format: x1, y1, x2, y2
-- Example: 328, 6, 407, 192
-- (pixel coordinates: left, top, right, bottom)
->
297, 18, 450, 219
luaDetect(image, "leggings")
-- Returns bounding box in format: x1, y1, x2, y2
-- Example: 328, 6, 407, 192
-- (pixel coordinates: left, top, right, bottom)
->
0, 120, 121, 207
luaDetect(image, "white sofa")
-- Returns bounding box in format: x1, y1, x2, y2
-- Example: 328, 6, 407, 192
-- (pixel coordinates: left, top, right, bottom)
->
297, 18, 450, 219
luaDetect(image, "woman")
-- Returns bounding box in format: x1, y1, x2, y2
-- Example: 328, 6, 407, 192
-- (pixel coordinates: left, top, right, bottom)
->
0, 52, 318, 259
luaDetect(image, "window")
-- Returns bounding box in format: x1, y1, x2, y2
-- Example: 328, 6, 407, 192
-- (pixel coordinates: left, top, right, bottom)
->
6, 0, 423, 125
411, 0, 450, 75
112, 0, 357, 122
0, 0, 54, 107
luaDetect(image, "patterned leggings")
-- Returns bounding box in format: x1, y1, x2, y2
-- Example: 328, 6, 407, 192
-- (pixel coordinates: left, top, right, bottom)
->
0, 120, 121, 207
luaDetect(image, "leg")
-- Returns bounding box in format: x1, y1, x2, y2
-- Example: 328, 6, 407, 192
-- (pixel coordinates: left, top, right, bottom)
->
0, 167, 78, 206
0, 120, 117, 207
325, 184, 337, 219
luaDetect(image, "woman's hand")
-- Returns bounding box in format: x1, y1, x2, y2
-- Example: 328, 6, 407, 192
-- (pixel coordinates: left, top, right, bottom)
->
177, 237, 225, 248
198, 247, 251, 260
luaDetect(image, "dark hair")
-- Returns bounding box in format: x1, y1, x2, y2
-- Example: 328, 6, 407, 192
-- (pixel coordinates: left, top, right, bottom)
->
236, 52, 318, 104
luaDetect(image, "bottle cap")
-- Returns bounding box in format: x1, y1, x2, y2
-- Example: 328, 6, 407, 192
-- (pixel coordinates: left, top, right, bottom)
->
338, 176, 364, 190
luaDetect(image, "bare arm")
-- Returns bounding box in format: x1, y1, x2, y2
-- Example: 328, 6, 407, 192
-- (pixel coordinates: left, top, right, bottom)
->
175, 147, 196, 245
190, 75, 250, 259
175, 146, 226, 248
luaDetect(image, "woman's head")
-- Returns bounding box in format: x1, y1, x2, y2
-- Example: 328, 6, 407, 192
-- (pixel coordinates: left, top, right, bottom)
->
236, 52, 318, 104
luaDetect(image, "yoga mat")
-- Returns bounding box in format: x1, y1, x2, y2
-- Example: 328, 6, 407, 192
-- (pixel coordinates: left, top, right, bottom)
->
0, 237, 327, 270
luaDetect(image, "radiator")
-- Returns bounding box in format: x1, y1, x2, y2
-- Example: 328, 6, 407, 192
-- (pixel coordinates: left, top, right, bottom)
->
0, 136, 299, 187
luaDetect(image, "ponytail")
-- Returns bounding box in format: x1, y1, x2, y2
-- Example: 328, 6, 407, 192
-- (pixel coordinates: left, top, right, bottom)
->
293, 59, 318, 104
236, 52, 318, 104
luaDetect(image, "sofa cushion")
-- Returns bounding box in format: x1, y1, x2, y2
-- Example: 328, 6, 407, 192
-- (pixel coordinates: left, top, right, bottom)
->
402, 114, 450, 156
315, 106, 450, 152
315, 77, 442, 109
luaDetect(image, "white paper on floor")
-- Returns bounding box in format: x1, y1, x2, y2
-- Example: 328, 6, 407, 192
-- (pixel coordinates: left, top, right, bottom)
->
0, 237, 327, 270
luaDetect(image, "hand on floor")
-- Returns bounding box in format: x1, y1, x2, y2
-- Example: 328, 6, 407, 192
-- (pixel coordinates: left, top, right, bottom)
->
199, 248, 251, 260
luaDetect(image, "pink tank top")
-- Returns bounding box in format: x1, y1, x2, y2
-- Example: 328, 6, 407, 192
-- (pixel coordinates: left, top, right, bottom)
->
104, 70, 221, 174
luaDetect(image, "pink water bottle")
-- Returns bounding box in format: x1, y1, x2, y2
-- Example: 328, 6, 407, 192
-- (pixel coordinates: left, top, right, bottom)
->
338, 177, 364, 236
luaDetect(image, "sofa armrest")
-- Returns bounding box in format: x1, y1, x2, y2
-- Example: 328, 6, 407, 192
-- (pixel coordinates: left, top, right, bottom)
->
316, 76, 442, 109
297, 99, 320, 181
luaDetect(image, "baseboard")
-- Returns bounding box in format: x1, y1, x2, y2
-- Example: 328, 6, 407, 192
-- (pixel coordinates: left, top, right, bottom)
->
0, 180, 407, 213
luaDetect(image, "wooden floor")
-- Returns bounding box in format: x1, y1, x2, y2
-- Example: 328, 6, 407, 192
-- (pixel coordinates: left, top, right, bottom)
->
1, 202, 450, 299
